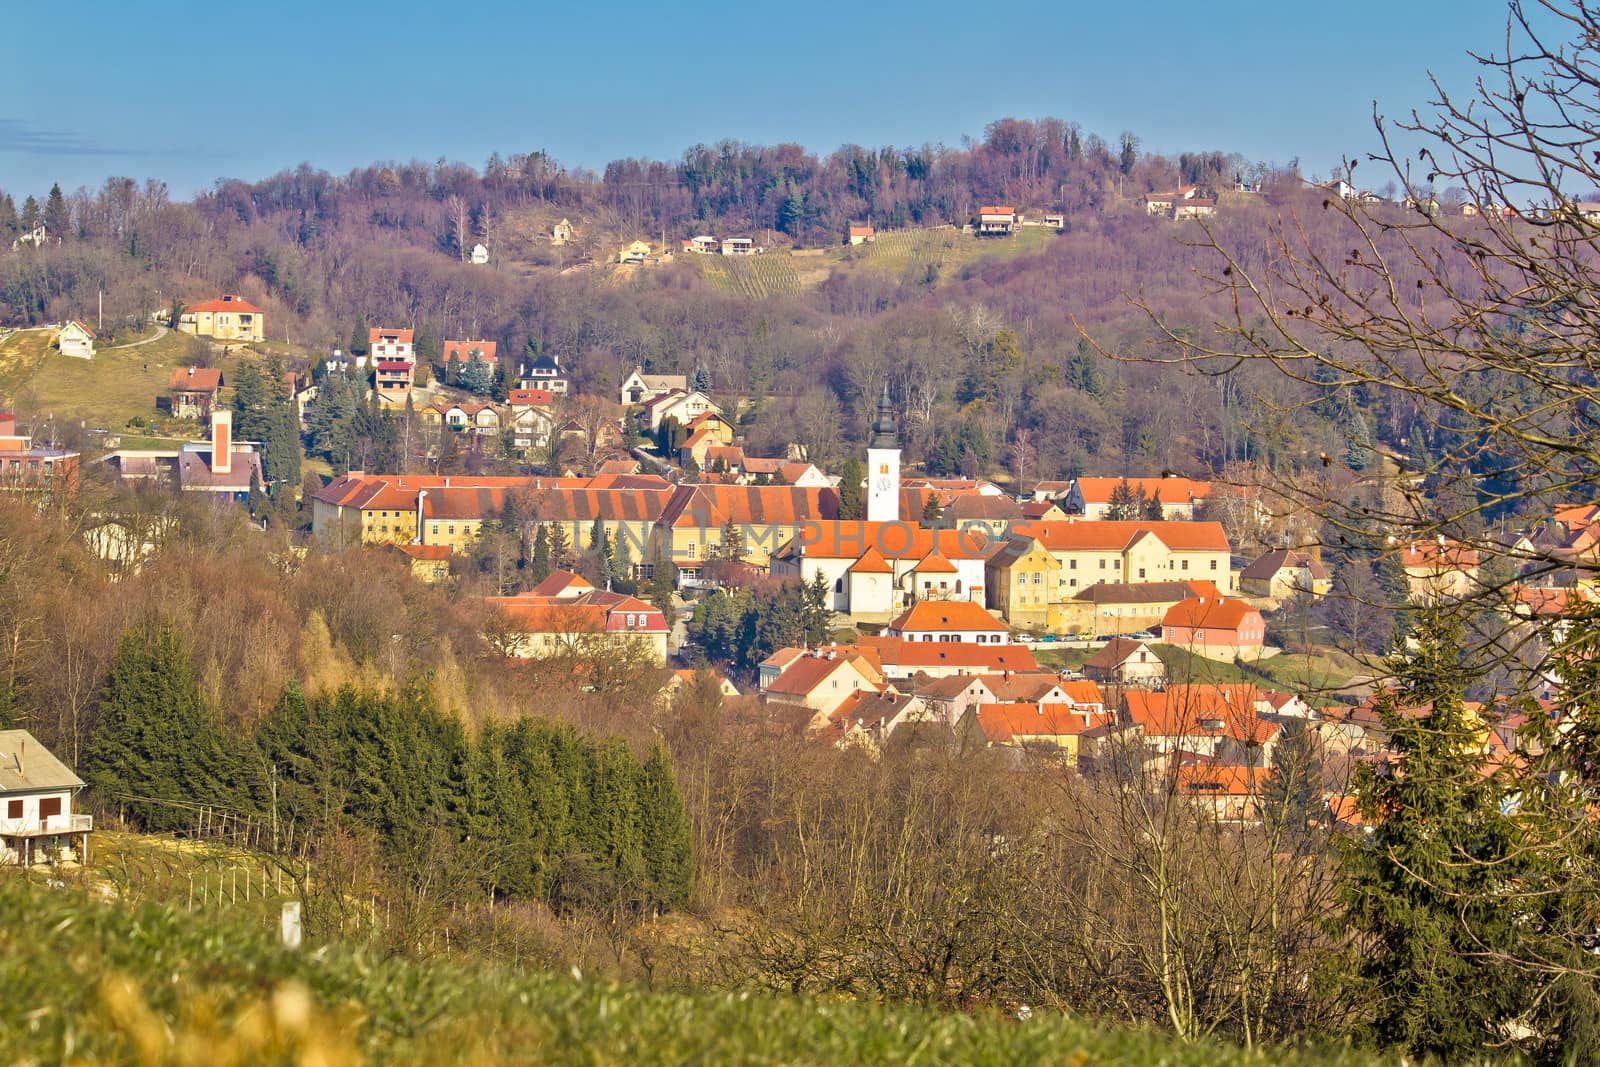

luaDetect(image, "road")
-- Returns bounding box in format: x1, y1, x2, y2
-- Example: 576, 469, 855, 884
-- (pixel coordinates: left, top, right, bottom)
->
103, 323, 169, 350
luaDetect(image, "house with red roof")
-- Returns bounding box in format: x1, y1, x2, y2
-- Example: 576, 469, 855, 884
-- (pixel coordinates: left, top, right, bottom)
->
961, 702, 1113, 764
847, 223, 875, 245
373, 359, 414, 409
657, 483, 839, 583
771, 520, 995, 620
56, 320, 94, 359
885, 600, 1011, 644
854, 635, 1038, 681
1006, 519, 1234, 597
369, 328, 414, 363
1390, 535, 1480, 604
179, 295, 264, 342
1159, 596, 1266, 660
1123, 684, 1283, 766
485, 587, 668, 663
1059, 476, 1213, 520
815, 690, 933, 751
760, 648, 885, 717
975, 205, 1018, 236
168, 365, 224, 419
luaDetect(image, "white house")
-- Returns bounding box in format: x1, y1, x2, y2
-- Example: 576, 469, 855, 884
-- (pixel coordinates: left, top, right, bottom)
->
0, 730, 91, 867
640, 389, 719, 433
10, 222, 50, 250
470, 243, 490, 265
620, 366, 688, 406
720, 237, 755, 256
56, 320, 95, 359
883, 600, 1012, 644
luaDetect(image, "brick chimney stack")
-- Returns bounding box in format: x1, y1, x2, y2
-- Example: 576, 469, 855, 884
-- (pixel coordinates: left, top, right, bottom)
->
212, 410, 232, 474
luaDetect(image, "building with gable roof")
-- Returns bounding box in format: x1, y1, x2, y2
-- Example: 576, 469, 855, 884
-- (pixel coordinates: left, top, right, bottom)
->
1006, 519, 1234, 595
179, 295, 264, 342
620, 366, 689, 406
771, 520, 995, 618
1, 729, 92, 867
485, 586, 668, 663
519, 351, 568, 394
369, 327, 414, 363
0, 413, 79, 496
168, 365, 224, 419
1084, 637, 1166, 687
56, 320, 95, 359
1160, 597, 1266, 660
884, 600, 1011, 644
1239, 548, 1331, 599
760, 648, 886, 717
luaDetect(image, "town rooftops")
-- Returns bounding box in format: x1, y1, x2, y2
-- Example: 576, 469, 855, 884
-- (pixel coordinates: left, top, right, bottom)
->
1393, 536, 1481, 570
781, 521, 992, 561
1084, 637, 1154, 671
0, 729, 85, 793
1070, 476, 1213, 504
976, 704, 1108, 743
857, 636, 1037, 673
169, 366, 223, 392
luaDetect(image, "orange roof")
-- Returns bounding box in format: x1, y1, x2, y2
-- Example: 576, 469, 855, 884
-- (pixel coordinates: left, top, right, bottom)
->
169, 366, 223, 392
1124, 685, 1281, 745
395, 543, 451, 560
63, 320, 95, 338
1161, 597, 1260, 631
1174, 761, 1265, 798
847, 546, 894, 574
848, 224, 874, 236
659, 484, 838, 529
976, 703, 1107, 743
187, 294, 261, 314
886, 601, 1008, 634
1057, 679, 1107, 705
1011, 520, 1230, 553
530, 569, 594, 597
766, 655, 877, 697
1394, 537, 1480, 570
442, 339, 497, 363
912, 551, 958, 573
508, 389, 555, 406
370, 327, 414, 344
977, 205, 1015, 215
785, 521, 993, 561
858, 636, 1037, 673
1072, 477, 1211, 504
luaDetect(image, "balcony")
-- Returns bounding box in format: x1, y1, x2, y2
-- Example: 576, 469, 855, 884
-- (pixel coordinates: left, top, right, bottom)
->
0, 813, 93, 837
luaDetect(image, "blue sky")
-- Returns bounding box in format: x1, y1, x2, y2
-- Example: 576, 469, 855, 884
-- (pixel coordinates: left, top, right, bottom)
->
3, 1, 1524, 199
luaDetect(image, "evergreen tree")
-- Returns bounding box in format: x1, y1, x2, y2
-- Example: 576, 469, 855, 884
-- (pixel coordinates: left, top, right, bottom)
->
1345, 408, 1376, 471
348, 315, 370, 358
490, 358, 509, 402
230, 361, 270, 440
611, 534, 638, 595
837, 458, 864, 520
645, 539, 677, 627
549, 522, 572, 568
638, 742, 693, 908
1106, 478, 1138, 520
720, 517, 745, 560
0, 194, 17, 241
84, 627, 249, 831
921, 494, 944, 525
1340, 612, 1524, 1060
414, 322, 441, 366
43, 182, 69, 237
1140, 488, 1165, 521
19, 195, 39, 230
690, 365, 712, 393
459, 352, 493, 394
1258, 718, 1321, 840
530, 525, 552, 583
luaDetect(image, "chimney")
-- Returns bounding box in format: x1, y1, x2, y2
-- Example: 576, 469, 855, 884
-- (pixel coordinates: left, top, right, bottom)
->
211, 410, 232, 474
415, 490, 428, 545
15, 740, 23, 778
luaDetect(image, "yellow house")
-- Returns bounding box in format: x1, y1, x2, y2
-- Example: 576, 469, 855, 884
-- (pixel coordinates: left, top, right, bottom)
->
986, 536, 1061, 631
1013, 520, 1234, 598
179, 295, 265, 342
393, 543, 451, 583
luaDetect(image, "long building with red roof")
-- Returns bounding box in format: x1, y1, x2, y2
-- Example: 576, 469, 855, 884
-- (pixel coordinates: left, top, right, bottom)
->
178, 294, 264, 342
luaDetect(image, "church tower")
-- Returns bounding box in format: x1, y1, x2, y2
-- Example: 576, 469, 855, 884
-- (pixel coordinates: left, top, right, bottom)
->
866, 383, 901, 523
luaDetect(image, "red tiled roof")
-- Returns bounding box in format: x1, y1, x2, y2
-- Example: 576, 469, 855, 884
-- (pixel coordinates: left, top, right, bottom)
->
169, 366, 223, 392
766, 655, 875, 697
1125, 686, 1280, 745
187, 295, 261, 314
857, 636, 1037, 673
887, 600, 1007, 634
977, 205, 1015, 215
912, 551, 958, 573
1072, 477, 1211, 505
508, 389, 555, 406
976, 703, 1108, 742
784, 521, 992, 561
1161, 597, 1260, 631
658, 484, 838, 529
441, 339, 496, 363
370, 328, 414, 344
1012, 520, 1230, 553
530, 569, 594, 597
396, 543, 451, 560
1394, 537, 1480, 570
848, 224, 874, 237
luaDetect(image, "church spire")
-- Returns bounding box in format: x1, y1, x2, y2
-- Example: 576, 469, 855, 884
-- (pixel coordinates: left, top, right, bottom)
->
869, 383, 898, 449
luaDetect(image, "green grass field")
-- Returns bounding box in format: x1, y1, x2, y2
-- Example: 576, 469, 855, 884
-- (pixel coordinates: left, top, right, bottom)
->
0, 327, 206, 430
0, 849, 1400, 1067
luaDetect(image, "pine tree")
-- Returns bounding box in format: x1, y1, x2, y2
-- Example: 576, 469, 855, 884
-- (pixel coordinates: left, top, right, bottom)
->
459, 352, 493, 394
1258, 718, 1321, 840
414, 322, 441, 366
1106, 478, 1138, 520
549, 522, 572, 568
490, 359, 509, 402
639, 742, 693, 908
348, 315, 370, 358
530, 525, 552, 583
837, 458, 864, 519
1141, 488, 1165, 521
43, 182, 69, 237
690, 365, 712, 393
230, 361, 269, 439
19, 195, 39, 230
611, 534, 638, 595
921, 494, 944, 525
0, 194, 17, 241
720, 517, 745, 561
1340, 612, 1525, 1060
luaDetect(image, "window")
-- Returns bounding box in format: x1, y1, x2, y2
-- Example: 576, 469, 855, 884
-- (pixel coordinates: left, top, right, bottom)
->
5, 799, 20, 819
1138, 568, 1146, 579
834, 577, 844, 593
1210, 560, 1218, 570
688, 541, 698, 559
39, 797, 61, 819
1069, 559, 1078, 570
1031, 573, 1041, 584
1114, 560, 1121, 569
626, 614, 636, 627
1070, 579, 1078, 588
1182, 560, 1189, 571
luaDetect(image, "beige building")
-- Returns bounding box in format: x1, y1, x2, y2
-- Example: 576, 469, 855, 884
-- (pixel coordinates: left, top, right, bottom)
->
179, 295, 265, 342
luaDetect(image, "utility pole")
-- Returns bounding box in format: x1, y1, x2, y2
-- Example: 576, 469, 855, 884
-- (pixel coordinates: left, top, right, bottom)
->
98, 288, 103, 331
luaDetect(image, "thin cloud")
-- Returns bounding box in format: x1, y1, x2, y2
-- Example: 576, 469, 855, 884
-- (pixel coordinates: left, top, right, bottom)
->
0, 119, 150, 158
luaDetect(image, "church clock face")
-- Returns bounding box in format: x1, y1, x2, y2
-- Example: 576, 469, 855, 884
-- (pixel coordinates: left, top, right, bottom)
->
875, 475, 892, 491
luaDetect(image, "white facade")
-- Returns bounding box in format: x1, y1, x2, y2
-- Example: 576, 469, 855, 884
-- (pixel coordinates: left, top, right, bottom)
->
866, 445, 900, 522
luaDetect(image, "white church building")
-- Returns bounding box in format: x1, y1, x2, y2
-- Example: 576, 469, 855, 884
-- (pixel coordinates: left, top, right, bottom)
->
771, 386, 995, 621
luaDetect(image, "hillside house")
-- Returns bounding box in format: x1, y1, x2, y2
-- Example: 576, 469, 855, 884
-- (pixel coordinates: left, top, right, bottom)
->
1392, 536, 1480, 604
848, 223, 875, 245
986, 536, 1061, 631
370, 328, 414, 363
519, 352, 569, 394
10, 222, 50, 250
441, 339, 497, 373
815, 691, 932, 751
1160, 597, 1266, 660
1043, 213, 1065, 229
1239, 549, 1331, 599
1084, 637, 1166, 687
485, 586, 669, 663
963, 703, 1112, 765
639, 389, 719, 433
179, 295, 264, 342
56, 320, 95, 359
470, 243, 489, 264
168, 366, 224, 419
0, 730, 91, 867
620, 367, 688, 406
552, 219, 574, 244
1059, 476, 1212, 520
683, 235, 719, 254
720, 236, 755, 256
1124, 685, 1283, 768
373, 360, 414, 409
1172, 199, 1217, 220
760, 649, 885, 718
976, 205, 1018, 236
618, 240, 652, 263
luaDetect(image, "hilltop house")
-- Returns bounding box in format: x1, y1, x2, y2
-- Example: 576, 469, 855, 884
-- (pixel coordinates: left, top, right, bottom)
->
848, 223, 875, 245
619, 240, 653, 264
519, 352, 569, 394
720, 236, 755, 256
168, 366, 224, 419
0, 729, 91, 867
552, 218, 574, 244
369, 328, 414, 364
976, 205, 1018, 235
179, 295, 264, 343
1239, 549, 1331, 599
620, 367, 688, 406
56, 320, 95, 359
470, 243, 489, 264
10, 222, 51, 250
